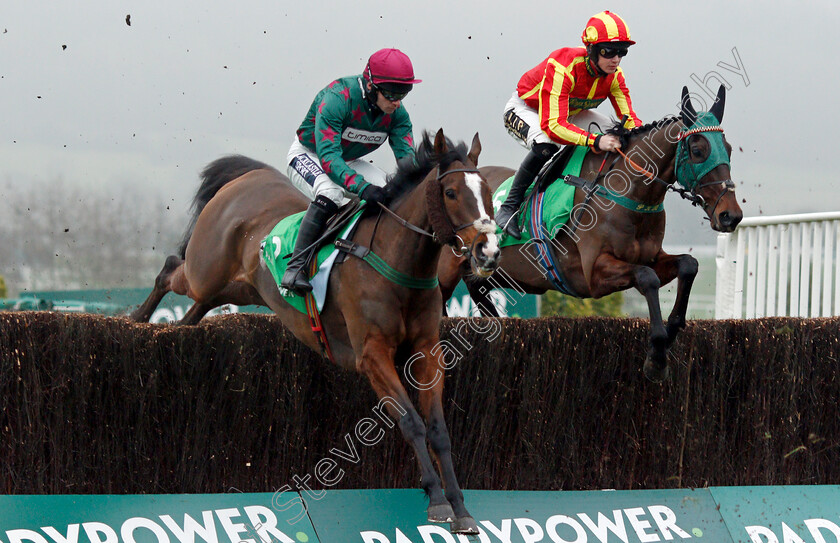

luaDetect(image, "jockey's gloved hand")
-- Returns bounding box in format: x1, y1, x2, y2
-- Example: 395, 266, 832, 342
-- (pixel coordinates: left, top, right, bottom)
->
596, 134, 622, 153
360, 184, 387, 206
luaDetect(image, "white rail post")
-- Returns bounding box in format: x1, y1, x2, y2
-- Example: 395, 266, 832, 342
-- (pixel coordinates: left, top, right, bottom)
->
715, 232, 738, 318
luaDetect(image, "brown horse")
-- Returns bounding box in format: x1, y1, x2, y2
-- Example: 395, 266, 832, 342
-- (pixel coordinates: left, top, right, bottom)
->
131, 130, 499, 534
439, 86, 742, 382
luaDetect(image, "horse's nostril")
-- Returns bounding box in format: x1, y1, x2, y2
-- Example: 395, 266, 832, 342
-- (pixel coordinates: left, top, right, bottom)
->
476, 241, 497, 263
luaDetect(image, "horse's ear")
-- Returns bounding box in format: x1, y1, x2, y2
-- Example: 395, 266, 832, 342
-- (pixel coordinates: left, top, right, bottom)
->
709, 84, 726, 124
467, 133, 481, 166
680, 86, 697, 127
433, 128, 448, 155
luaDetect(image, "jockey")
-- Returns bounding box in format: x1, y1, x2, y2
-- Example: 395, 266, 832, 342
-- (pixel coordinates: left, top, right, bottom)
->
282, 48, 422, 294
496, 10, 643, 239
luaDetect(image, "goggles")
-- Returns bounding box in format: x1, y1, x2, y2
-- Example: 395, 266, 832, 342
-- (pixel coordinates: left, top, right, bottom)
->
598, 46, 628, 59
374, 84, 409, 102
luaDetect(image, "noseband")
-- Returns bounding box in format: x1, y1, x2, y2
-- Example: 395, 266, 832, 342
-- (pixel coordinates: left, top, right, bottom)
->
685, 178, 736, 216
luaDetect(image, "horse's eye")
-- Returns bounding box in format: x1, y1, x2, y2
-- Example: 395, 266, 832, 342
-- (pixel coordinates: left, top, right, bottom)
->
444, 189, 456, 200
691, 146, 704, 158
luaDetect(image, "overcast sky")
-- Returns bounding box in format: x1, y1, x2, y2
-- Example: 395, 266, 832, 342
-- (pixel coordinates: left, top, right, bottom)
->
2, 1, 837, 250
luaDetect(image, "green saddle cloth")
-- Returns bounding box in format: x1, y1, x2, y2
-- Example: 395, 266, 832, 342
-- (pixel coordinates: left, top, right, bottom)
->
493, 145, 588, 248
262, 210, 362, 314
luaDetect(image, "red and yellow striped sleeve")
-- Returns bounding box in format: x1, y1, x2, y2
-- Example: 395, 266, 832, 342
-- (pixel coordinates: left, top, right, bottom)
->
608, 68, 642, 128
538, 58, 597, 147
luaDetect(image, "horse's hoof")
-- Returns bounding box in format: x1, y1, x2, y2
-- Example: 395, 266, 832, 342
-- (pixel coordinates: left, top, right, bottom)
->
643, 357, 671, 383
427, 503, 456, 523
451, 515, 480, 535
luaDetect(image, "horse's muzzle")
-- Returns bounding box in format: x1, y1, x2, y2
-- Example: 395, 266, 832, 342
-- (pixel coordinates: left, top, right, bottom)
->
715, 209, 743, 232
470, 238, 501, 278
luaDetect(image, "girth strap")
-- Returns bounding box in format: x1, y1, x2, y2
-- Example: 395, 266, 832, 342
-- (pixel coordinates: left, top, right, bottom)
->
334, 239, 439, 289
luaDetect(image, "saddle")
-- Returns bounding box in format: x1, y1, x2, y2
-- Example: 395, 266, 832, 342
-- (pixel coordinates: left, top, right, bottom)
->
262, 201, 365, 315
534, 144, 577, 193
290, 199, 365, 268
494, 145, 589, 250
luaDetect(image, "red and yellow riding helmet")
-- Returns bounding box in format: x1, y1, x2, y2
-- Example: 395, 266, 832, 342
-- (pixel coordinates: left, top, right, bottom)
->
581, 11, 635, 46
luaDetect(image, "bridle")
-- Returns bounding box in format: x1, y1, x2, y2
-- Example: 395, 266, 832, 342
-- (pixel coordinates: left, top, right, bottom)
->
375, 164, 482, 257
674, 126, 735, 217
613, 122, 734, 217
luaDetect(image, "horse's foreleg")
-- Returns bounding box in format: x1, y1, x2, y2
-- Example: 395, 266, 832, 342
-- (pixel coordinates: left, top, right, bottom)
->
589, 254, 669, 382
359, 338, 451, 524
466, 279, 500, 318
650, 252, 699, 348
129, 255, 183, 322
438, 254, 466, 317
413, 344, 478, 535
633, 265, 672, 382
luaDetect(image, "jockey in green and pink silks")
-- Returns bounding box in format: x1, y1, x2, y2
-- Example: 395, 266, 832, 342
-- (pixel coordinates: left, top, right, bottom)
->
282, 48, 422, 295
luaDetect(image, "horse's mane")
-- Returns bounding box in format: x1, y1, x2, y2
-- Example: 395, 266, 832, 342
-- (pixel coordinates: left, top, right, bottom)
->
384, 131, 472, 207
606, 115, 682, 148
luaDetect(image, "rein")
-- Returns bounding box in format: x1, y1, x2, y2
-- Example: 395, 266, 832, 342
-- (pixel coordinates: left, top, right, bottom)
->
614, 147, 700, 205
335, 165, 482, 289
377, 166, 479, 247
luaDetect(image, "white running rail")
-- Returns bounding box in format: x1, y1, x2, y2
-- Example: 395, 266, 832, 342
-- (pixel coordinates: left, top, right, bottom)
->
716, 212, 840, 318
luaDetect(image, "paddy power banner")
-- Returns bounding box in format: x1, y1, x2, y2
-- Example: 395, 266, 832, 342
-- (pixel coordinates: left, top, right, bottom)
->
2, 486, 840, 543
0, 493, 317, 543
302, 488, 732, 542
711, 486, 840, 543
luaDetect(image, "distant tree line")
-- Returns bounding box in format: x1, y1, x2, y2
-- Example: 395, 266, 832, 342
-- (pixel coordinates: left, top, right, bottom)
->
541, 290, 624, 317
0, 177, 627, 318
0, 178, 183, 295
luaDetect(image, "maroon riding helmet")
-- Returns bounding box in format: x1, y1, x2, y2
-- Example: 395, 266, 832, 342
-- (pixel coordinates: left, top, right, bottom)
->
364, 48, 422, 100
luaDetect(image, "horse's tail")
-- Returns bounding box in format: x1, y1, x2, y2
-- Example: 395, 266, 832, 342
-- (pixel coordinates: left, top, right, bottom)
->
178, 155, 275, 258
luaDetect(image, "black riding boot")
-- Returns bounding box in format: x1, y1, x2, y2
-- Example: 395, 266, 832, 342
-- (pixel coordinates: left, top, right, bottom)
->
495, 143, 557, 239
281, 195, 338, 295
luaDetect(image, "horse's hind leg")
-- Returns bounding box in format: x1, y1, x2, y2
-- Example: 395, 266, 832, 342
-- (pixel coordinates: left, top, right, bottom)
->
413, 342, 479, 535
179, 281, 266, 325
129, 255, 183, 322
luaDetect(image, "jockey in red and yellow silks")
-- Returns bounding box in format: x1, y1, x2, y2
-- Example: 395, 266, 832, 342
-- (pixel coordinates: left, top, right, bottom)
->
516, 46, 641, 148
497, 10, 643, 239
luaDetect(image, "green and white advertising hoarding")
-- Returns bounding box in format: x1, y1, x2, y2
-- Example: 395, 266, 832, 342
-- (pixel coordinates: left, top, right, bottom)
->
0, 493, 316, 543
3, 487, 839, 543
303, 488, 731, 542
711, 485, 840, 543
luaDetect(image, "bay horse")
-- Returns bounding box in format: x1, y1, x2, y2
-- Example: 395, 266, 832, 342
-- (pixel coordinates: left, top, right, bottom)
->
439, 86, 742, 382
130, 130, 499, 534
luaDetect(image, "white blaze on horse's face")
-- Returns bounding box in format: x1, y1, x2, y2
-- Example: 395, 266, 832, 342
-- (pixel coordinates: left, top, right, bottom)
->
465, 172, 500, 259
